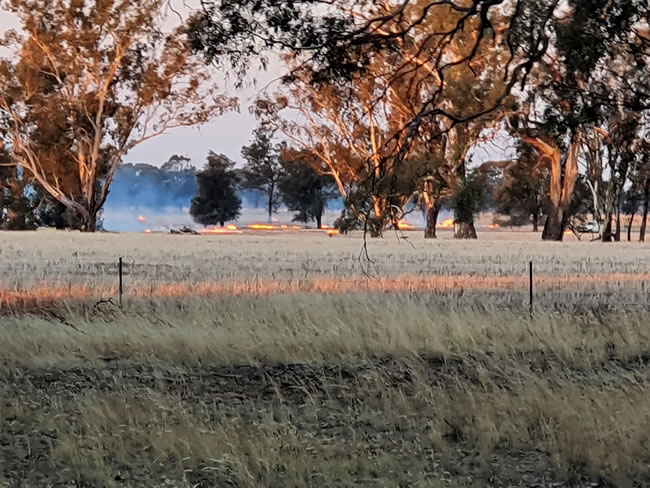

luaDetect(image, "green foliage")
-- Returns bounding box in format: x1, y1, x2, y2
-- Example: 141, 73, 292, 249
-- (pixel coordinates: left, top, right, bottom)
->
0, 149, 30, 229
190, 152, 241, 227
555, 0, 644, 80
567, 175, 593, 220
0, 177, 33, 230
396, 153, 445, 199
494, 145, 548, 227
278, 159, 337, 227
241, 128, 283, 219
161, 155, 196, 173
449, 173, 487, 225
333, 208, 363, 234
340, 188, 376, 223
621, 188, 641, 217
544, 0, 648, 137
188, 0, 383, 85
0, 152, 90, 230
32, 194, 92, 230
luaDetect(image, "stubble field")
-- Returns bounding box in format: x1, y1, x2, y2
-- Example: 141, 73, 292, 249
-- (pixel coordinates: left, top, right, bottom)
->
0, 229, 649, 487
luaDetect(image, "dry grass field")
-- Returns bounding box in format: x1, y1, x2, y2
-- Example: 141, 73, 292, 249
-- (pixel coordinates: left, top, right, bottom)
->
1, 230, 649, 487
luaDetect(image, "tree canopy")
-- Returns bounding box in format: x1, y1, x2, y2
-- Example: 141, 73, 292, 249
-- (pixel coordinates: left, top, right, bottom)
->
240, 128, 283, 222
189, 0, 650, 240
278, 157, 338, 229
190, 152, 241, 227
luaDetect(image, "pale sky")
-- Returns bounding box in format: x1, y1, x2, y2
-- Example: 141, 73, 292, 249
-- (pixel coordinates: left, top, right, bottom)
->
124, 80, 276, 168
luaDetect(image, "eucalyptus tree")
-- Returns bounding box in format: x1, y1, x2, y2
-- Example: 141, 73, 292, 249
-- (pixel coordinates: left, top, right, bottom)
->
0, 0, 235, 231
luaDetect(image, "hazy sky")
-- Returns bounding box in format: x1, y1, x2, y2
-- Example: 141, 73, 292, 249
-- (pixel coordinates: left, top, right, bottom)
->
124, 78, 277, 168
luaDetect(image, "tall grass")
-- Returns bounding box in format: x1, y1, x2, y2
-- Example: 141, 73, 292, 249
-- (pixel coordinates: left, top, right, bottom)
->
1, 294, 649, 369
1, 232, 649, 487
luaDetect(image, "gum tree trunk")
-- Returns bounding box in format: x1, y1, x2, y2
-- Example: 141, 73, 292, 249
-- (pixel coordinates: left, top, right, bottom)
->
533, 137, 580, 241
640, 179, 649, 242
614, 202, 622, 242
627, 213, 634, 242
424, 199, 440, 239
602, 183, 617, 242
454, 221, 477, 239
267, 183, 275, 223
602, 217, 614, 242
542, 207, 567, 241
369, 195, 387, 238
368, 218, 383, 238
421, 176, 441, 239
80, 204, 99, 232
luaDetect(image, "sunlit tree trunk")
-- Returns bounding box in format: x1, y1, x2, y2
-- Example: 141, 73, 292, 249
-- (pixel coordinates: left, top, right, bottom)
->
424, 202, 440, 238
422, 177, 440, 239
627, 214, 634, 242
370, 196, 386, 237
526, 137, 580, 241
614, 200, 622, 242
454, 221, 477, 239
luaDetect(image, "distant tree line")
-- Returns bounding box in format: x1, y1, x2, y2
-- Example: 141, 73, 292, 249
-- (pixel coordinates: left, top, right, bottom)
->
189, 129, 339, 229
111, 156, 198, 210
3, 129, 649, 241
1, 148, 335, 229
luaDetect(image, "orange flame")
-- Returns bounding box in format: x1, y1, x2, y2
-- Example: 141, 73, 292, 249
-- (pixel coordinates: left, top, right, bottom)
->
327, 229, 340, 237
397, 219, 416, 230
438, 218, 454, 228
248, 224, 279, 231
489, 223, 500, 229
138, 215, 147, 223
144, 229, 153, 234
198, 225, 243, 235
